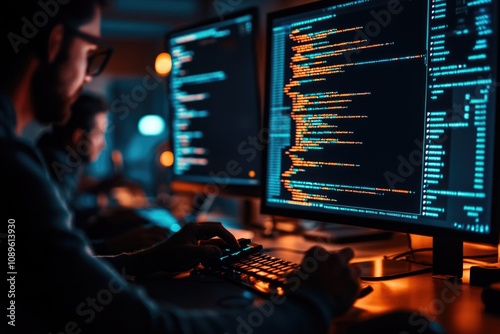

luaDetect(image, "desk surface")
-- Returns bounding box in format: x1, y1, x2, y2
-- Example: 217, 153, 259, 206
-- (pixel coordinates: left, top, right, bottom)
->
137, 229, 500, 334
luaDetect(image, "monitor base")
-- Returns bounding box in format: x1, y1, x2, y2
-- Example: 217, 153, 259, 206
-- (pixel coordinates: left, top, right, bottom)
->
302, 222, 393, 244
353, 259, 432, 281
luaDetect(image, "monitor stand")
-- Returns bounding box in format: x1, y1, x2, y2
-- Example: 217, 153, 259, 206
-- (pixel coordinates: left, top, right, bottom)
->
301, 222, 434, 279
432, 236, 463, 279
301, 221, 394, 244
353, 236, 464, 280
354, 258, 433, 281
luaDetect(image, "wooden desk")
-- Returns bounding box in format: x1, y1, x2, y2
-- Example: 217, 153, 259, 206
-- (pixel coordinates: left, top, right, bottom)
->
345, 272, 498, 334
139, 230, 500, 334
254, 232, 500, 334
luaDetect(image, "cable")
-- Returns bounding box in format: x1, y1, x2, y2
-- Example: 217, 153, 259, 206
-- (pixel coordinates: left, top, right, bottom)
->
386, 247, 433, 261
387, 247, 497, 262
265, 244, 496, 263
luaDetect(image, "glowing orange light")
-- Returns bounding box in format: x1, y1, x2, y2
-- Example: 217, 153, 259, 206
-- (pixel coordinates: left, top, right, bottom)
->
155, 52, 172, 76
160, 151, 174, 167
248, 170, 256, 178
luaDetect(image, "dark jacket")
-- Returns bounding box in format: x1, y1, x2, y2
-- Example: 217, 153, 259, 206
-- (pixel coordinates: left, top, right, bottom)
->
0, 93, 336, 333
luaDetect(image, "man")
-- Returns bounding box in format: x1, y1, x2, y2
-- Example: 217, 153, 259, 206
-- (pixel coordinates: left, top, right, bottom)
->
37, 91, 113, 203
0, 1, 360, 333
37, 91, 169, 254
37, 91, 144, 204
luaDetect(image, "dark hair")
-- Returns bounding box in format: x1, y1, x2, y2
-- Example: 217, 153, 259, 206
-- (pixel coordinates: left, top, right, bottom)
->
0, 0, 107, 89
50, 91, 109, 142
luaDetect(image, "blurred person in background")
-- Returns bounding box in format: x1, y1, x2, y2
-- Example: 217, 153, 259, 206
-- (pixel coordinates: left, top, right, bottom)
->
37, 91, 168, 254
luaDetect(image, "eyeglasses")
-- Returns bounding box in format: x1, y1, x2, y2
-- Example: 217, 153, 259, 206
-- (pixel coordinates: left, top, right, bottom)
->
64, 25, 114, 77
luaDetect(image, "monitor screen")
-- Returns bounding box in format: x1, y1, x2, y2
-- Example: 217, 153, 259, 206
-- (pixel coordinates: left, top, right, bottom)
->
262, 0, 499, 246
165, 8, 261, 197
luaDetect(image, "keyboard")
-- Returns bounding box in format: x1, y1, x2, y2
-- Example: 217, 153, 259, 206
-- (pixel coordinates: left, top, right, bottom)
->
199, 238, 373, 298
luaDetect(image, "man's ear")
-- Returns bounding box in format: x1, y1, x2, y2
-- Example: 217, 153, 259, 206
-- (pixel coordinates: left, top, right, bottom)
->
72, 128, 85, 146
47, 24, 64, 63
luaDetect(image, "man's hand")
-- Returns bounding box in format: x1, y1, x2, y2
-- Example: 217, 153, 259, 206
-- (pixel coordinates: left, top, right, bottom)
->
128, 222, 239, 274
294, 246, 360, 316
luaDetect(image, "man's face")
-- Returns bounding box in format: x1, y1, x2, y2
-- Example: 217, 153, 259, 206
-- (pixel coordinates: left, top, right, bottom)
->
33, 6, 102, 125
86, 111, 108, 162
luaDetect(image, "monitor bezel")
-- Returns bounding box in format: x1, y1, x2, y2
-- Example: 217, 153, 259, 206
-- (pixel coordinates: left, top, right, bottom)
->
260, 0, 500, 245
164, 6, 262, 199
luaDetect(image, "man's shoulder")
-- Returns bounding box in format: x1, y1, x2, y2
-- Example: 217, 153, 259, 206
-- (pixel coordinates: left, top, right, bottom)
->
0, 135, 46, 172
0, 134, 74, 221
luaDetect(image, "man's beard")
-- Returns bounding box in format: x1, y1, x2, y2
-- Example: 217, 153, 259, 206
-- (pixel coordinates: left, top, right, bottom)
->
32, 60, 82, 125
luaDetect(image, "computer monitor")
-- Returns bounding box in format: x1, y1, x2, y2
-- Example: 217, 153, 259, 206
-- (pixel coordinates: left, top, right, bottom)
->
165, 7, 262, 202
262, 0, 499, 278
